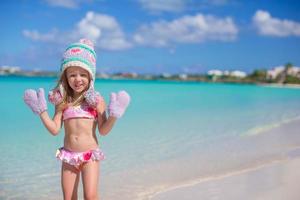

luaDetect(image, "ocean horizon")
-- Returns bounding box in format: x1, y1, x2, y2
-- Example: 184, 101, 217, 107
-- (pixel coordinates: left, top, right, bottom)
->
1, 76, 300, 199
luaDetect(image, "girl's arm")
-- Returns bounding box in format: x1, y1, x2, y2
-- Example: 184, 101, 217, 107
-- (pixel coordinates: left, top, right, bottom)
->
24, 88, 62, 135
23, 88, 64, 135
40, 105, 64, 136
90, 90, 130, 136
97, 101, 117, 136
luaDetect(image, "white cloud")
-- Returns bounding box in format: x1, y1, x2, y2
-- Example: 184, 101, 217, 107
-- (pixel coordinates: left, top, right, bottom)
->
76, 12, 132, 50
22, 29, 59, 42
23, 12, 238, 50
23, 12, 132, 51
138, 0, 186, 12
133, 13, 238, 47
253, 10, 300, 37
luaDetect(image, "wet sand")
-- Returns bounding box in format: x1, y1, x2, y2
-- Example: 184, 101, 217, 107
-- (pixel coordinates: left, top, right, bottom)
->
151, 148, 300, 200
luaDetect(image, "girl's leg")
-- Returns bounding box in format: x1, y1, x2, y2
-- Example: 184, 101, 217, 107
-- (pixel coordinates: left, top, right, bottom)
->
61, 162, 80, 200
81, 161, 100, 200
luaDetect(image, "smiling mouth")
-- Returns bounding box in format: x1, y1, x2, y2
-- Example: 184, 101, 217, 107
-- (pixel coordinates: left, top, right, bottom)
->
74, 84, 84, 89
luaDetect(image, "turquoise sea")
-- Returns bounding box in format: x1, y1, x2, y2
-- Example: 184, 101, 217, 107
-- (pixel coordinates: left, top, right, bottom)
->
1, 76, 300, 199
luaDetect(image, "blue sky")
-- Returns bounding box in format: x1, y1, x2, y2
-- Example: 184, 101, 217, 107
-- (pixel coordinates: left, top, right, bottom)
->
1, 0, 300, 74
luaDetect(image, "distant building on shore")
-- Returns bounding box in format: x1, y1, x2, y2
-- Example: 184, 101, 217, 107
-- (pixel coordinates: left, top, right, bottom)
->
207, 69, 247, 78
267, 65, 300, 80
0, 66, 21, 75
207, 70, 223, 76
229, 70, 247, 78
179, 74, 188, 80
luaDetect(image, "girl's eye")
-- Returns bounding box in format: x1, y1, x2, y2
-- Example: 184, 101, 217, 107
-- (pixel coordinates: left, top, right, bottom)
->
67, 74, 76, 78
81, 74, 88, 77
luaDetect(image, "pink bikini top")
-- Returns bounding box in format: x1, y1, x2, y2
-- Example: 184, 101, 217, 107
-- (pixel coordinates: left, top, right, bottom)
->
63, 102, 97, 121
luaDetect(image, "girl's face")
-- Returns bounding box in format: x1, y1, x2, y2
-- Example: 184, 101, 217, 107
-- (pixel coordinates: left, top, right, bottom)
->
66, 66, 90, 96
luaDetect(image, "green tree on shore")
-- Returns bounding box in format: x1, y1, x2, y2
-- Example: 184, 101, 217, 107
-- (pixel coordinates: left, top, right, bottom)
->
278, 62, 293, 83
248, 69, 267, 82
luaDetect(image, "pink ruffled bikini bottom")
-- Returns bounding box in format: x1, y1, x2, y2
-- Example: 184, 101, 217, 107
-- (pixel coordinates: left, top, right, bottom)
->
56, 147, 105, 169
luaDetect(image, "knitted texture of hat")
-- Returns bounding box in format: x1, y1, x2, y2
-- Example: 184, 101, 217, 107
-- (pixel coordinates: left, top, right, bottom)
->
61, 38, 96, 80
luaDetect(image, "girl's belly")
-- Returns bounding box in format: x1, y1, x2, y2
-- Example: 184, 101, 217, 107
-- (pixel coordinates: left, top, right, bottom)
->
63, 118, 99, 151
64, 134, 99, 152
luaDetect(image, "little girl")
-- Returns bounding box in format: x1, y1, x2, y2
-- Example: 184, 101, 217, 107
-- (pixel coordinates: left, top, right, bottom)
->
23, 39, 130, 200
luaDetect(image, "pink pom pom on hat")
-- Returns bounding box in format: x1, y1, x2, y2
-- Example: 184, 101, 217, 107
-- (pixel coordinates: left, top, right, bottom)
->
60, 38, 97, 81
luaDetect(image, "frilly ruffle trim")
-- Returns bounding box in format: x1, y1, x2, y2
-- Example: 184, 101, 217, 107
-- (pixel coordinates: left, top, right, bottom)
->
56, 147, 105, 166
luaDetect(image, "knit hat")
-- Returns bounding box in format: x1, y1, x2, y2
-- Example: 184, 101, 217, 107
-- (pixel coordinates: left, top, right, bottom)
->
60, 38, 97, 81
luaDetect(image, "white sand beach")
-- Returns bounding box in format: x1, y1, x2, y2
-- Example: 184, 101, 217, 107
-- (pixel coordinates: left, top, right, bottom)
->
151, 154, 300, 200
150, 119, 300, 200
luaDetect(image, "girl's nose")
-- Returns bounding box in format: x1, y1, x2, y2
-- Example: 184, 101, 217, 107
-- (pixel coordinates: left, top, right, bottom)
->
74, 74, 81, 81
